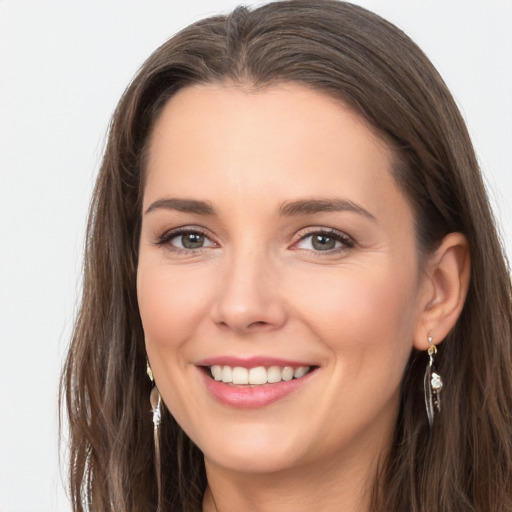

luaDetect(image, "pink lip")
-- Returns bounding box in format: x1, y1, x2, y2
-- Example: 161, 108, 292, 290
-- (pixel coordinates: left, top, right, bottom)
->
196, 361, 317, 409
196, 356, 312, 368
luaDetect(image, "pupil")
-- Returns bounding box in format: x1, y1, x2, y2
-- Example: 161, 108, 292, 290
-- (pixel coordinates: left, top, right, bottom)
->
182, 233, 204, 249
312, 234, 335, 251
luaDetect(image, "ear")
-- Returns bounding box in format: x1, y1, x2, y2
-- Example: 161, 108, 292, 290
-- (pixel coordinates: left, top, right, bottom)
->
413, 232, 471, 350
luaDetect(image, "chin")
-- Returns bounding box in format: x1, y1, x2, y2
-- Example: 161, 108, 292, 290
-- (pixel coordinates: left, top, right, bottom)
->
204, 447, 304, 475
198, 426, 311, 475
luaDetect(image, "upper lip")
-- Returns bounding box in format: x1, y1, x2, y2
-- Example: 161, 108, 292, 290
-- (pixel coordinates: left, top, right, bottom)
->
195, 356, 316, 368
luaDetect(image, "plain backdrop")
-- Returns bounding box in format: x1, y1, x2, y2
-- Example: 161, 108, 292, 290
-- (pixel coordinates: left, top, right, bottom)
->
0, 1, 511, 511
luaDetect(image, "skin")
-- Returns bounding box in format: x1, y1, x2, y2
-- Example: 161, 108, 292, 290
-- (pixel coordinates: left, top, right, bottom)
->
137, 83, 469, 512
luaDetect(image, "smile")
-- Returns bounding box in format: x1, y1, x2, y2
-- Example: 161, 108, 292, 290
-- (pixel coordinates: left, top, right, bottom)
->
198, 360, 318, 408
209, 365, 311, 385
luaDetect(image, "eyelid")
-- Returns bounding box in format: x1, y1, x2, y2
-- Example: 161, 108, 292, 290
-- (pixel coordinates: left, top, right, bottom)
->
154, 225, 218, 249
291, 227, 355, 251
152, 225, 354, 253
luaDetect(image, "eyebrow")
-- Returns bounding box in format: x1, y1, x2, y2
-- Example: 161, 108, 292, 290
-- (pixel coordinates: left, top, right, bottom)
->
144, 196, 376, 221
279, 198, 376, 221
145, 198, 216, 216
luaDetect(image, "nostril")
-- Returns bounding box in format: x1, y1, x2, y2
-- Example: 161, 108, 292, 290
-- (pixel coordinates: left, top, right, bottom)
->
248, 321, 267, 328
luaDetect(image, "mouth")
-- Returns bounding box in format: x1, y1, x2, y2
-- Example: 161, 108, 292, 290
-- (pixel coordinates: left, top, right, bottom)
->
198, 361, 318, 408
205, 364, 315, 385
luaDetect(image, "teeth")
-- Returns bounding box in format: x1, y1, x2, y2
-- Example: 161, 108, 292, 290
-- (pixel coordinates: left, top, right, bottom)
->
211, 365, 223, 381
267, 366, 282, 383
249, 366, 267, 385
232, 367, 249, 385
209, 365, 311, 385
221, 366, 232, 383
281, 367, 294, 381
294, 366, 308, 378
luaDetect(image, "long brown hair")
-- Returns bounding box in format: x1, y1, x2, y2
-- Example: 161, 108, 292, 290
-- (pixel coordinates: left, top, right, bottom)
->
61, 1, 512, 510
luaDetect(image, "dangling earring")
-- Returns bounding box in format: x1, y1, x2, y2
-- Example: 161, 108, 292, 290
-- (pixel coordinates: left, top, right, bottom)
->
424, 334, 443, 428
147, 361, 163, 511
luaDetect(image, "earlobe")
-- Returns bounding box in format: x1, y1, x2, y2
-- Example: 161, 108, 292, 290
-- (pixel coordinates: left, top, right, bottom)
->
413, 232, 471, 350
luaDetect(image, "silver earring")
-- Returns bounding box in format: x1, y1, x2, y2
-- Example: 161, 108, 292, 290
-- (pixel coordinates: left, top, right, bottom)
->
147, 361, 163, 511
424, 334, 443, 427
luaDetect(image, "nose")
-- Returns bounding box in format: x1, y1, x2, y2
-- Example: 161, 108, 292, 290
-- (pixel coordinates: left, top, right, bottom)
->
211, 249, 287, 335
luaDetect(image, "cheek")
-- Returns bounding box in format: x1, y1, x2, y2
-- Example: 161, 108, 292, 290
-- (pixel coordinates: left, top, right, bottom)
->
137, 263, 213, 350
291, 262, 419, 363
137, 263, 213, 428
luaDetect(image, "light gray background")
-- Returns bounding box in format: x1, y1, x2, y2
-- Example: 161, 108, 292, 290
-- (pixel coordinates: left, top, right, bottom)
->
1, 1, 510, 511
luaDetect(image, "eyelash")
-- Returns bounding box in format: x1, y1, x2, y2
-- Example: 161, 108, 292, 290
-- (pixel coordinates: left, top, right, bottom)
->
154, 227, 216, 254
293, 228, 355, 254
154, 227, 355, 254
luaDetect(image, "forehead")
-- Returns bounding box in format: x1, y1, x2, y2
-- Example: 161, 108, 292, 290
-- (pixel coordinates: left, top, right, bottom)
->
147, 83, 388, 160
143, 83, 407, 224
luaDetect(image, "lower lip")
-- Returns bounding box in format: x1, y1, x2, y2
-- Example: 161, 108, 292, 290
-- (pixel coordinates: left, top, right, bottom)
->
199, 368, 316, 408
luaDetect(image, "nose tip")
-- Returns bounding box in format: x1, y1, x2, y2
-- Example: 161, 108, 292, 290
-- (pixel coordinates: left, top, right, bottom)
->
211, 260, 287, 335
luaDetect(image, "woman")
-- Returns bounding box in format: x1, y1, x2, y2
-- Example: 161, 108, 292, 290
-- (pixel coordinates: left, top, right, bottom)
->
61, 1, 512, 511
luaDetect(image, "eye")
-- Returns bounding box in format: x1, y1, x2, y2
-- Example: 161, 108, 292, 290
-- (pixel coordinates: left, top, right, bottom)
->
294, 229, 354, 252
156, 228, 217, 251
173, 232, 207, 249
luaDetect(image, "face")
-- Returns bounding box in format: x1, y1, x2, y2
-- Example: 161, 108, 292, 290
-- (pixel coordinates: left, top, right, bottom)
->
137, 83, 426, 476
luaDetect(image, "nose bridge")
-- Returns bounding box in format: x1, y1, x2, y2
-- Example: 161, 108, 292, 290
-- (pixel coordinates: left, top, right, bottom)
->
212, 239, 286, 333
